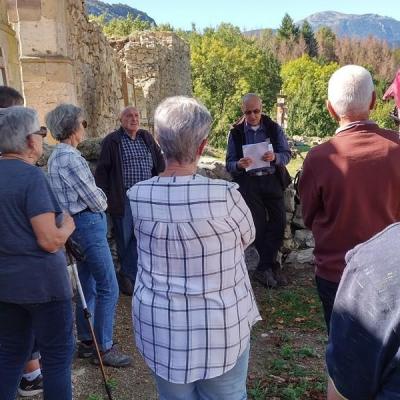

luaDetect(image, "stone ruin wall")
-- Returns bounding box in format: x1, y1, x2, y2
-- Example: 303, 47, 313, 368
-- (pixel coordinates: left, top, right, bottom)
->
1, 1, 192, 139
65, 0, 124, 138
0, 0, 21, 91
110, 32, 192, 131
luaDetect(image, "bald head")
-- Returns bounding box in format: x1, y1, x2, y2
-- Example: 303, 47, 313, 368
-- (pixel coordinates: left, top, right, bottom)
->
242, 93, 262, 126
120, 106, 140, 136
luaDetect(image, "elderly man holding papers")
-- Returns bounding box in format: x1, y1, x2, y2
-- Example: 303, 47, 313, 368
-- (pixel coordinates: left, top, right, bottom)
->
226, 93, 291, 288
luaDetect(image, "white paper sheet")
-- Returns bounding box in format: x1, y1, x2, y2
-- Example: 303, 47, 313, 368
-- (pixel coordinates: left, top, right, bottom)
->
242, 142, 273, 171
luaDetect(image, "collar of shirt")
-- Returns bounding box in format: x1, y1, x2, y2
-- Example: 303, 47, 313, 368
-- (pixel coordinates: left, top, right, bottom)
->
335, 120, 376, 135
121, 127, 141, 140
56, 142, 81, 155
244, 121, 265, 135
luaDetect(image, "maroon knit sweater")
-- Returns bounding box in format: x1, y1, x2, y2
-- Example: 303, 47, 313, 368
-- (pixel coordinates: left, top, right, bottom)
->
299, 122, 400, 283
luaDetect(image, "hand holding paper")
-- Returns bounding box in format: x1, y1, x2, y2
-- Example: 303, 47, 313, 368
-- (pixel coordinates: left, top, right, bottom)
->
242, 142, 273, 171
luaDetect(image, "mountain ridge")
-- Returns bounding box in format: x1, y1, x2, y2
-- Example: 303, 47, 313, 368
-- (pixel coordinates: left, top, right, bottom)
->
245, 11, 400, 47
298, 11, 400, 46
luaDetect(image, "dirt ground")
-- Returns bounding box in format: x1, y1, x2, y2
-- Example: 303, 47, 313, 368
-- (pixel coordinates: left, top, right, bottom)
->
23, 259, 326, 400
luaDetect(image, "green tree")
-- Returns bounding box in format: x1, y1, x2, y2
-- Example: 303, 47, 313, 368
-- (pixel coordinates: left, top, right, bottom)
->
89, 13, 152, 37
277, 13, 299, 41
300, 21, 318, 57
189, 23, 281, 147
154, 23, 175, 32
281, 55, 339, 137
371, 76, 397, 130
315, 27, 337, 62
371, 99, 397, 130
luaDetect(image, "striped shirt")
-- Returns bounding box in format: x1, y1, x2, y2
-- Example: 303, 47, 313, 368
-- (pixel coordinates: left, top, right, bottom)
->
48, 143, 107, 215
120, 130, 153, 189
127, 174, 261, 384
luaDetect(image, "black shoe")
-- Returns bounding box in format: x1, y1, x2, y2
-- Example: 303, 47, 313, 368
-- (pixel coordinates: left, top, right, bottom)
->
77, 341, 94, 358
18, 375, 43, 397
253, 269, 278, 288
118, 272, 133, 296
272, 262, 289, 286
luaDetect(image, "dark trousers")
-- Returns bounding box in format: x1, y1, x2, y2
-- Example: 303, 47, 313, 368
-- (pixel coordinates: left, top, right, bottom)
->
239, 174, 286, 271
0, 300, 74, 400
315, 276, 339, 334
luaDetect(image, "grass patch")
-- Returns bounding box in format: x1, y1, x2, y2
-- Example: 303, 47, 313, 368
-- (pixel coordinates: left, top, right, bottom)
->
259, 286, 325, 331
287, 151, 307, 177
248, 272, 327, 399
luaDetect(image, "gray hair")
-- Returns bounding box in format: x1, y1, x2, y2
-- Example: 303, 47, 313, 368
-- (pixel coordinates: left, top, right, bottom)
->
154, 96, 212, 164
45, 103, 83, 141
0, 106, 40, 153
328, 65, 374, 117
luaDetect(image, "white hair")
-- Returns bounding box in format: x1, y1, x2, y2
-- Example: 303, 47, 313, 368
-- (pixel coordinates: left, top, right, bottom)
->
154, 96, 212, 164
328, 65, 374, 117
0, 106, 39, 153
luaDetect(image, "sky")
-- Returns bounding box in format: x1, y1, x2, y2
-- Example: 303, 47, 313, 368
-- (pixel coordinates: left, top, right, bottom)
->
102, 0, 400, 31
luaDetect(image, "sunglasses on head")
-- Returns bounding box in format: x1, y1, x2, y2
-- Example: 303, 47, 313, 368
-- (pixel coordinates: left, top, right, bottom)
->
244, 109, 261, 116
32, 126, 47, 138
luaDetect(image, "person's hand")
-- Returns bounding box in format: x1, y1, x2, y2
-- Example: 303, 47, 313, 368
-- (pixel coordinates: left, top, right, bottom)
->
237, 157, 253, 170
262, 151, 275, 162
62, 213, 75, 233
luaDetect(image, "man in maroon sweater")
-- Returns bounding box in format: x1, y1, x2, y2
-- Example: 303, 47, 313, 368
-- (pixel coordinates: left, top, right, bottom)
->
299, 65, 400, 332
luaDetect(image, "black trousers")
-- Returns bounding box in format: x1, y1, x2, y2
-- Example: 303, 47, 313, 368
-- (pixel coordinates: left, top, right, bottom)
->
315, 276, 340, 334
238, 174, 286, 271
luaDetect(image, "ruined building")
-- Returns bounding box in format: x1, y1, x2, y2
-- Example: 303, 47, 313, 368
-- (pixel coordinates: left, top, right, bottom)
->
0, 0, 191, 141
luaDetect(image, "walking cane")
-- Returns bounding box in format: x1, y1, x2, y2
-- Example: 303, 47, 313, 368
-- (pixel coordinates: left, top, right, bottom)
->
65, 239, 114, 400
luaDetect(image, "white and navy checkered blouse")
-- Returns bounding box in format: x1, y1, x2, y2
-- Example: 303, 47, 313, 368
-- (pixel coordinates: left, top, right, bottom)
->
127, 174, 261, 384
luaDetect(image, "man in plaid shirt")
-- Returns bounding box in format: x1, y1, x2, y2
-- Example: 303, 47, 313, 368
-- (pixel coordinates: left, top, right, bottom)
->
95, 107, 165, 295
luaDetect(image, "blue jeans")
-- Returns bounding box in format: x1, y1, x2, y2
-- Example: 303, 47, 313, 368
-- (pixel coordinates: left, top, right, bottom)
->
111, 196, 138, 284
72, 211, 119, 352
0, 300, 74, 400
154, 345, 250, 400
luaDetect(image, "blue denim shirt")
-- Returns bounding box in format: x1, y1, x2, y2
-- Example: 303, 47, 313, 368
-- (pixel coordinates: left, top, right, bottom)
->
226, 121, 291, 174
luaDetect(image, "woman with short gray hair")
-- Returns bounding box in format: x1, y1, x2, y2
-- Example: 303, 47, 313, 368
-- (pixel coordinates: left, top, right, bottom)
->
0, 106, 75, 399
128, 96, 260, 400
46, 104, 132, 368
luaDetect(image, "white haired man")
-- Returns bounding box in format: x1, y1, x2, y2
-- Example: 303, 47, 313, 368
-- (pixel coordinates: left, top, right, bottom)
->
299, 65, 400, 333
95, 107, 165, 296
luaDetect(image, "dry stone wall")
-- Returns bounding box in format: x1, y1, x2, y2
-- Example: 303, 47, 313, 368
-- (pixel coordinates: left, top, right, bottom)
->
110, 32, 192, 131
65, 0, 124, 138
0, 0, 21, 90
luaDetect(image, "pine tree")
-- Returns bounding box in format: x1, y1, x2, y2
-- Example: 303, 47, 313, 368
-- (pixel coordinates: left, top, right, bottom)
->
316, 27, 337, 62
277, 13, 299, 41
300, 21, 318, 57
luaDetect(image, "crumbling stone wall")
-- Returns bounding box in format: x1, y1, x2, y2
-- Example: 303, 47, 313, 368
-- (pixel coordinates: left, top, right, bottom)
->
110, 32, 192, 131
65, 0, 123, 138
0, 0, 21, 90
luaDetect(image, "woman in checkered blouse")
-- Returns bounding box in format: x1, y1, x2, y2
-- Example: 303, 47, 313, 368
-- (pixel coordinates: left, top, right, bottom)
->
128, 96, 261, 400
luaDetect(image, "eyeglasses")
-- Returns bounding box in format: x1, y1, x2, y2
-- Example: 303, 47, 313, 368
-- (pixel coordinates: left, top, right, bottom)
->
31, 126, 47, 138
81, 120, 88, 129
244, 109, 261, 116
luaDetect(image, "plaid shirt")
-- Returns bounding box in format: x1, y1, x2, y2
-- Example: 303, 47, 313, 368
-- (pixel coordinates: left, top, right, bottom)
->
48, 143, 107, 214
127, 174, 261, 383
120, 130, 153, 189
